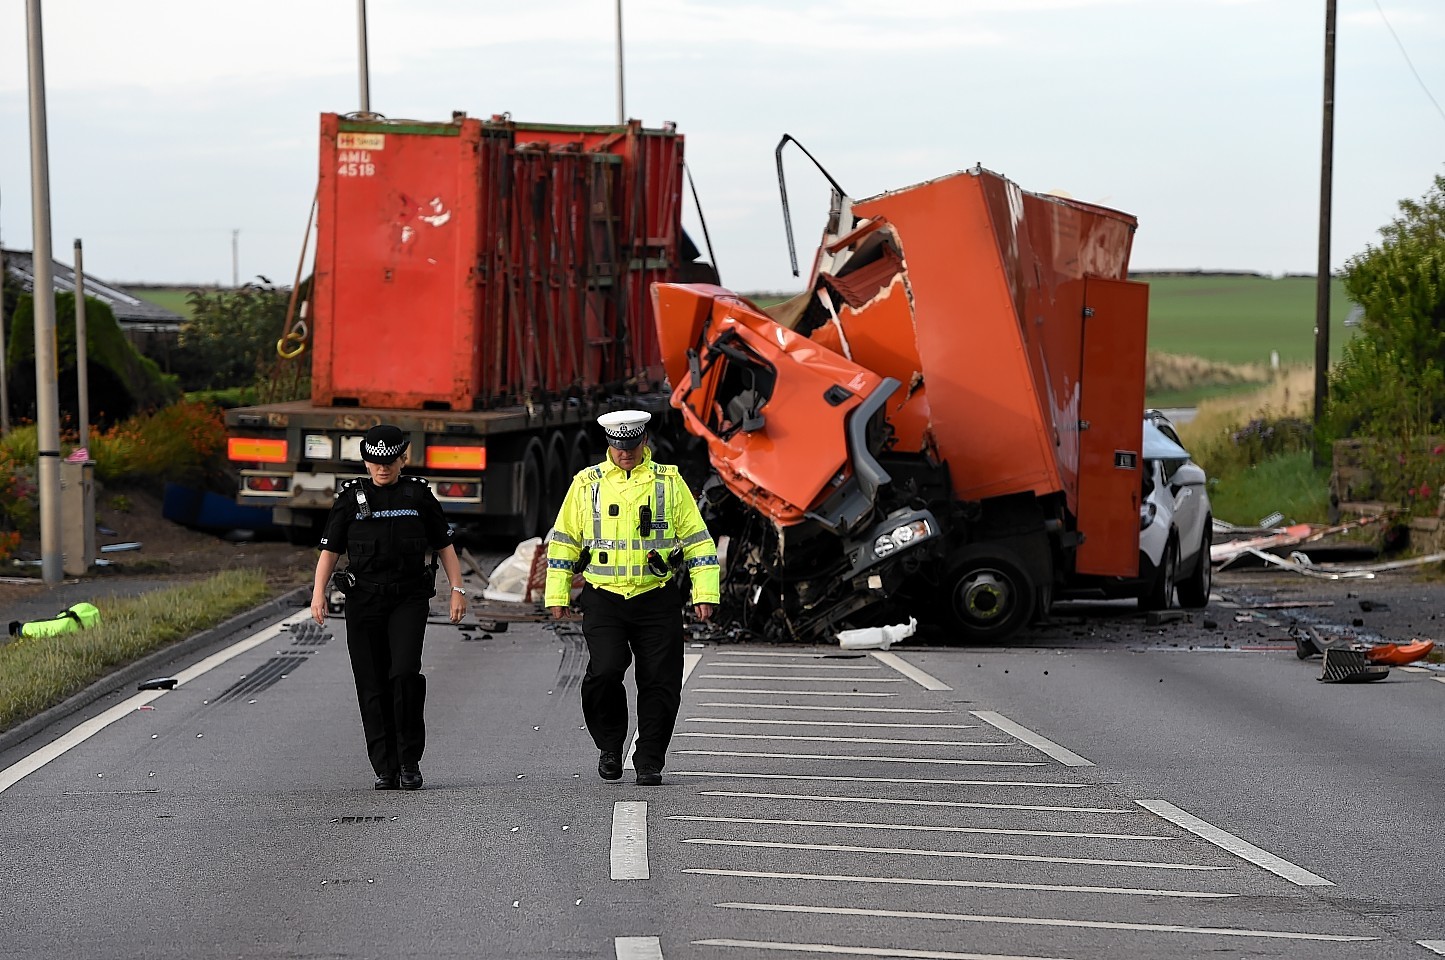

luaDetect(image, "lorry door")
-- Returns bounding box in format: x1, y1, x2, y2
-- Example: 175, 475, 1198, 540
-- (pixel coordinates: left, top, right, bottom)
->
1074, 278, 1149, 577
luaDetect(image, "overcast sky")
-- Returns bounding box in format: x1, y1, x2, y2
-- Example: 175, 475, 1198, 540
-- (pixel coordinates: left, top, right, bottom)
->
2, 0, 1443, 293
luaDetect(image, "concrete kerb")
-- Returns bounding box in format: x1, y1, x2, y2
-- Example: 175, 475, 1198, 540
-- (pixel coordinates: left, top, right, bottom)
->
0, 586, 310, 759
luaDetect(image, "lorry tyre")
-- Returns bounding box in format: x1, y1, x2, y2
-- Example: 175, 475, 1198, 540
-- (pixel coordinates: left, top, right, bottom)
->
945, 550, 1037, 642
1176, 515, 1212, 609
1141, 537, 1177, 611
544, 431, 568, 523
518, 439, 545, 539
567, 427, 593, 475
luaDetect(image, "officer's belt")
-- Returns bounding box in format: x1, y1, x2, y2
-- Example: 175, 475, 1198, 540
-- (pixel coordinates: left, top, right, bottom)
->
350, 576, 429, 596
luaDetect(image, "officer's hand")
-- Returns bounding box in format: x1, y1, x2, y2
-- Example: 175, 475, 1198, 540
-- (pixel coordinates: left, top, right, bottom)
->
448, 590, 467, 624
548, 606, 568, 620
693, 603, 714, 622
310, 595, 327, 625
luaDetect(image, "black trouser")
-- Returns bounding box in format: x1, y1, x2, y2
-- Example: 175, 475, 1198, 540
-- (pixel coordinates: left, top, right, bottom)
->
579, 583, 684, 772
344, 589, 428, 777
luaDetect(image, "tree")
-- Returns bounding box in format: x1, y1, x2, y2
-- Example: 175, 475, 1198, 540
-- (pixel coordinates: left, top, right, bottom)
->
172, 278, 308, 392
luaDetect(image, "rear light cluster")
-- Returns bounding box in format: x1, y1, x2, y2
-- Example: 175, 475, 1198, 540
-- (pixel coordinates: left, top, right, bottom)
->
432, 481, 480, 501
242, 473, 291, 496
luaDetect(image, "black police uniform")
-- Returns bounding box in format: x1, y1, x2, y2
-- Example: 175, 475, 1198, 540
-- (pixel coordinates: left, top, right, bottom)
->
319, 473, 454, 781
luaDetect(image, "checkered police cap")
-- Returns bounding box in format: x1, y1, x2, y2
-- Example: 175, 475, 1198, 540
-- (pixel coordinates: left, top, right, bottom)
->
598, 410, 651, 450
361, 424, 409, 463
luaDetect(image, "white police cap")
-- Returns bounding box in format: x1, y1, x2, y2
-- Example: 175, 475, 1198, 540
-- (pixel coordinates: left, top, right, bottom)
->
598, 410, 651, 450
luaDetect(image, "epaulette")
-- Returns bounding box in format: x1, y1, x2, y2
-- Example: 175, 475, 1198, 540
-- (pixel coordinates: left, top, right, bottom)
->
580, 465, 604, 482
338, 476, 365, 497
402, 474, 430, 485
652, 463, 677, 476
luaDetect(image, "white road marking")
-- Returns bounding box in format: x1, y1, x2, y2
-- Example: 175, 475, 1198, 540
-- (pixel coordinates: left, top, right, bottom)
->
1135, 799, 1333, 886
718, 902, 1373, 942
695, 936, 1078, 960
709, 662, 881, 670
680, 773, 1097, 793
971, 711, 1094, 766
686, 717, 978, 729
704, 651, 862, 658
697, 702, 939, 712
1417, 941, 1445, 955
677, 732, 1004, 747
684, 839, 1226, 870
1397, 666, 1428, 673
871, 652, 951, 690
699, 790, 1130, 812
700, 675, 904, 683
627, 653, 702, 771
685, 867, 1237, 899
614, 936, 664, 959
610, 802, 649, 880
1434, 677, 1445, 686
669, 814, 1169, 841
694, 689, 897, 697
0, 610, 309, 795
676, 749, 1042, 766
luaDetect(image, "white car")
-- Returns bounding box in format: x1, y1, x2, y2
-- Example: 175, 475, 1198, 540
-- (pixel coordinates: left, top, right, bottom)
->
1137, 411, 1213, 610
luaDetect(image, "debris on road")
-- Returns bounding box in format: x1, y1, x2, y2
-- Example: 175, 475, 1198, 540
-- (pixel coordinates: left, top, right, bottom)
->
1320, 647, 1391, 682
1212, 515, 1391, 569
837, 617, 917, 650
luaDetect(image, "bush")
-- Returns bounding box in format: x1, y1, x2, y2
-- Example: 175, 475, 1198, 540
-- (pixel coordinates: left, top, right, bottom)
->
89, 399, 228, 486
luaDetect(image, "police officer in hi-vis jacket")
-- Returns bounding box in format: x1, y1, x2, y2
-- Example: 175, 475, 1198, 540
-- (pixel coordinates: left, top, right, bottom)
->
311, 424, 466, 792
545, 410, 720, 786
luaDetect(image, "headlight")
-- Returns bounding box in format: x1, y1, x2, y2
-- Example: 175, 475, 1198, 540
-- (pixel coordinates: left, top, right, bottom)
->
874, 519, 932, 557
1139, 501, 1158, 530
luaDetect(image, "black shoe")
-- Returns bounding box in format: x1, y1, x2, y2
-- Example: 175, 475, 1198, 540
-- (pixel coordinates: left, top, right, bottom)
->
635, 768, 663, 786
374, 773, 399, 790
597, 751, 623, 781
399, 766, 423, 790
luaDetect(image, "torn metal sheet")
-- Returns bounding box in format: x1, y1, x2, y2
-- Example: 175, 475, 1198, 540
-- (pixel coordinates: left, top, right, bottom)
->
1212, 515, 1391, 568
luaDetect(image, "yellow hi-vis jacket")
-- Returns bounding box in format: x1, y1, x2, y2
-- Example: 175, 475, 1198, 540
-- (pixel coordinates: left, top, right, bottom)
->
544, 449, 720, 607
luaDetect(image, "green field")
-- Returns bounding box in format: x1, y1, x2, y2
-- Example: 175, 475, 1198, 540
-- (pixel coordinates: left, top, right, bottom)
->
1138, 274, 1354, 366
132, 287, 195, 317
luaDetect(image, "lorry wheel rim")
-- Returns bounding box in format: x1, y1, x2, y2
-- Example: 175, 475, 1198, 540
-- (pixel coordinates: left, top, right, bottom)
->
960, 572, 1009, 622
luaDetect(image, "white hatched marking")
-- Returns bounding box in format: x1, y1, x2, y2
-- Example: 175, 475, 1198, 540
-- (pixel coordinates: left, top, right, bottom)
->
972, 711, 1094, 766
685, 867, 1236, 899
718, 902, 1372, 943
871, 652, 951, 690
706, 651, 857, 658
697, 702, 941, 713
709, 662, 881, 670
695, 936, 1077, 959
701, 675, 904, 683
677, 732, 1004, 747
615, 936, 664, 959
1136, 799, 1333, 886
669, 814, 1169, 841
1434, 677, 1445, 685
686, 839, 1225, 870
700, 790, 1129, 813
676, 749, 1042, 766
679, 773, 1095, 792
1417, 941, 1445, 955
694, 688, 896, 697
0, 610, 309, 795
610, 802, 649, 880
686, 717, 978, 730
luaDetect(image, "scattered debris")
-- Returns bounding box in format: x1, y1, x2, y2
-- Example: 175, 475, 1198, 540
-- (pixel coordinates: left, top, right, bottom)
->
1319, 647, 1390, 683
99, 542, 143, 553
137, 677, 178, 691
837, 617, 917, 651
1212, 515, 1391, 568
1146, 610, 1188, 626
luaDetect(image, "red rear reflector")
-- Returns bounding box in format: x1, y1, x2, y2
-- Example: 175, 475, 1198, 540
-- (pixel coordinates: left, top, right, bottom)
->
229, 438, 288, 463
246, 476, 289, 492
426, 445, 486, 470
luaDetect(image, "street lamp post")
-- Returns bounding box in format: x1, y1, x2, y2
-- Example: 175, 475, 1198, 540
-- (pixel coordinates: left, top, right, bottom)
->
1313, 0, 1337, 446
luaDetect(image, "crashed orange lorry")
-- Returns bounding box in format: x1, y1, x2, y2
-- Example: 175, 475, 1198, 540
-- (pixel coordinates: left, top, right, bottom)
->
651, 155, 1150, 642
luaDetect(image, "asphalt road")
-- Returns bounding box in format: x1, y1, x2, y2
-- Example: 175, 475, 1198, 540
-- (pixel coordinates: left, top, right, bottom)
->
2, 565, 1444, 960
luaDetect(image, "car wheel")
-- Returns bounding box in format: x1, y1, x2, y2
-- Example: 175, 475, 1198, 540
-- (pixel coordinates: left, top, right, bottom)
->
1140, 537, 1177, 611
1177, 514, 1213, 609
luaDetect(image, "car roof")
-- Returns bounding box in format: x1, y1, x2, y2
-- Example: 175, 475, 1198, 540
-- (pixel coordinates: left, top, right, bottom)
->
1143, 419, 1190, 460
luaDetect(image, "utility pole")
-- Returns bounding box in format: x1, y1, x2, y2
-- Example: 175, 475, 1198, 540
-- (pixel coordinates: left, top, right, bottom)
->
0, 188, 10, 436
26, 0, 62, 584
615, 0, 625, 124
232, 228, 239, 287
1313, 0, 1337, 448
73, 239, 89, 453
357, 0, 371, 113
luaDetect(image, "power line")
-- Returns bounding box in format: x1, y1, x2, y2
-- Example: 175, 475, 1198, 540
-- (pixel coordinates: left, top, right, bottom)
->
1372, 0, 1445, 127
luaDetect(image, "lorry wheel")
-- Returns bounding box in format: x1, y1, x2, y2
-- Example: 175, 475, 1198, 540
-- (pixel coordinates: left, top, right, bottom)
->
1141, 537, 1177, 611
518, 439, 545, 539
544, 431, 568, 523
1176, 515, 1213, 609
566, 428, 593, 475
945, 553, 1036, 642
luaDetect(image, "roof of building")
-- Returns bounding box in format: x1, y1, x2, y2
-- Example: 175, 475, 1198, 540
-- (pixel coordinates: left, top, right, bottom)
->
1, 247, 183, 333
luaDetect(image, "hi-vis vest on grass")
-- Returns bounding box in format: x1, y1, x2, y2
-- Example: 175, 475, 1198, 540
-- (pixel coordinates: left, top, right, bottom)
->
8, 602, 102, 640
544, 451, 719, 607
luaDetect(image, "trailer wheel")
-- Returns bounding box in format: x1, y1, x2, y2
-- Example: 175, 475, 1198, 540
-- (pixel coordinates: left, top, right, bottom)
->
945, 551, 1036, 642
1176, 515, 1212, 609
543, 431, 568, 526
566, 428, 593, 475
518, 439, 546, 539
1140, 537, 1177, 611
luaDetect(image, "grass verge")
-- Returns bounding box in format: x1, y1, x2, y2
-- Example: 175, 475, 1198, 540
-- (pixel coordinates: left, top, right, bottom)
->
0, 569, 270, 732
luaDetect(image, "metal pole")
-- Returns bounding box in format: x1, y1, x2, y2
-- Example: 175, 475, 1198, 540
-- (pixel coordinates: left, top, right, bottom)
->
232, 228, 239, 287
0, 241, 10, 437
73, 239, 89, 455
357, 0, 371, 113
615, 0, 625, 124
26, 0, 62, 584
1313, 0, 1336, 447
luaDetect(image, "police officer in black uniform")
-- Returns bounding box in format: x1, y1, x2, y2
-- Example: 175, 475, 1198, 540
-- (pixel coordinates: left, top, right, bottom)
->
311, 424, 466, 791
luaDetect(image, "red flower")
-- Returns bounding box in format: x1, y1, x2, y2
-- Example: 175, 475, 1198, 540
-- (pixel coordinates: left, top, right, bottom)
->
1422, 483, 1434, 499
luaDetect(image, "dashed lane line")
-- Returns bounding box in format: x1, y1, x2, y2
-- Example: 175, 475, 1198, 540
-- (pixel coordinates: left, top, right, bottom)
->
614, 936, 663, 959
716, 902, 1374, 943
682, 839, 1229, 871
683, 867, 1237, 899
1417, 941, 1445, 955
669, 814, 1171, 841
1136, 799, 1333, 886
871, 651, 952, 690
695, 702, 941, 712
678, 773, 1099, 792
698, 675, 905, 683
707, 662, 882, 670
610, 801, 650, 880
674, 749, 1044, 766
685, 717, 979, 729
676, 732, 1006, 747
694, 940, 1078, 960
698, 790, 1132, 813
703, 651, 872, 658
693, 689, 897, 697
971, 711, 1094, 767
